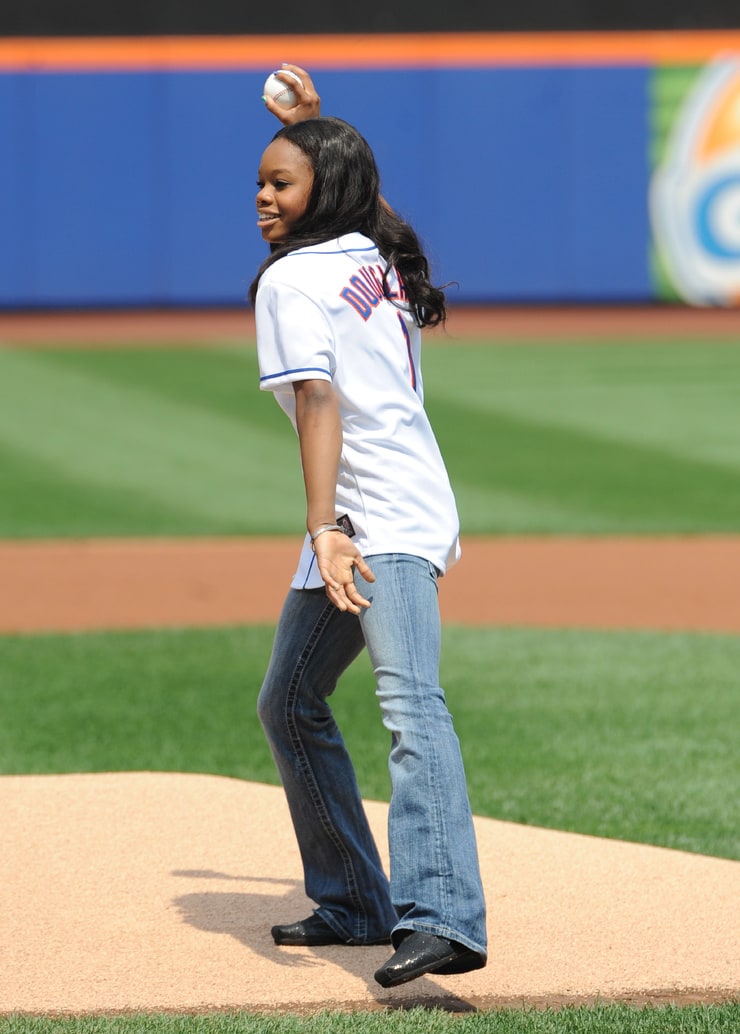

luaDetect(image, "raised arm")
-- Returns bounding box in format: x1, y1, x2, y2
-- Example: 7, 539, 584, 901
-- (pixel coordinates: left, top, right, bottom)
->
263, 64, 321, 125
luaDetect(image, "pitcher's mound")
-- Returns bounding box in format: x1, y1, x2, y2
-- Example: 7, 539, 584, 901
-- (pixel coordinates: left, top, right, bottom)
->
2, 772, 738, 1015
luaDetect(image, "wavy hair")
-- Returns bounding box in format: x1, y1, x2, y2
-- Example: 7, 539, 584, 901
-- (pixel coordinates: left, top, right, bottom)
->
249, 117, 446, 327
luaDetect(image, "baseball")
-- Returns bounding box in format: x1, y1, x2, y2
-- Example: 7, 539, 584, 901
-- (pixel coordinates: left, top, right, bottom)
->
263, 69, 303, 108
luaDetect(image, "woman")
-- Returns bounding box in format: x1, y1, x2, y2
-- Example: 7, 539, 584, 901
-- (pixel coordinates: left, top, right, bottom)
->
252, 81, 487, 989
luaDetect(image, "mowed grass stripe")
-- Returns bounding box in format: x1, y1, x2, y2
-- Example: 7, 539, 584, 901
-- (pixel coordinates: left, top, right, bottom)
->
431, 398, 740, 532
0, 439, 195, 536
0, 347, 302, 535
2, 624, 738, 860
426, 339, 740, 470
1, 340, 740, 537
31, 345, 273, 427
424, 339, 740, 531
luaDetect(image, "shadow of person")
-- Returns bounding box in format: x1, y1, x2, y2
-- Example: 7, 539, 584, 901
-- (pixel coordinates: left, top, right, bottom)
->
172, 869, 286, 882
173, 882, 322, 971
172, 871, 478, 1011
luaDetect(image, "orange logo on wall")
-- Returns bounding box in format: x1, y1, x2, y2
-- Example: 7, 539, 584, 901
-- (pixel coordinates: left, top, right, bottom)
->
650, 57, 740, 306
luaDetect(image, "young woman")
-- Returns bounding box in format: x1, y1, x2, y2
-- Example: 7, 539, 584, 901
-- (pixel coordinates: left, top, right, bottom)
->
251, 108, 487, 989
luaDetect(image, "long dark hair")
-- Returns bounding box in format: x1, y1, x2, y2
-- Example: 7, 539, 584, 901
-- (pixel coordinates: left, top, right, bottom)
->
248, 117, 446, 327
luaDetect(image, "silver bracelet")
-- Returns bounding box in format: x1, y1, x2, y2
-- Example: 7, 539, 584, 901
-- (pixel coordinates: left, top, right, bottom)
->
310, 524, 344, 551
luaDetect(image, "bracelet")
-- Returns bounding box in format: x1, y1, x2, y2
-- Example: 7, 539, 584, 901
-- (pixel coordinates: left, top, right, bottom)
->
310, 524, 344, 551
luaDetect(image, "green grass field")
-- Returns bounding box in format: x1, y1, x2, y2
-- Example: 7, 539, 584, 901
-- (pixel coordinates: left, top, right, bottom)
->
1, 339, 739, 537
2, 1003, 740, 1034
2, 624, 738, 860
3, 1002, 740, 1033
1, 334, 739, 1032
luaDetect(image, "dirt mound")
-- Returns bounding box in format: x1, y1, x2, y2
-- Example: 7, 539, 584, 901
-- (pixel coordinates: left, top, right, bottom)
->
2, 773, 738, 1015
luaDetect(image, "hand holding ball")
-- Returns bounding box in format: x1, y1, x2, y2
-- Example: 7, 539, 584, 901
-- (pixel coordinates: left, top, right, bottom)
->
263, 70, 304, 108
260, 64, 319, 124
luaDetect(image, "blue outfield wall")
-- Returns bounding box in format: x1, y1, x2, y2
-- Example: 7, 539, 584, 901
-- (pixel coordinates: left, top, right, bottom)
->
0, 66, 652, 308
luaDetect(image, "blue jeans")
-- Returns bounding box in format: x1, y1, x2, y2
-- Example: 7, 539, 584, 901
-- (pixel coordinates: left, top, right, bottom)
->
257, 553, 487, 957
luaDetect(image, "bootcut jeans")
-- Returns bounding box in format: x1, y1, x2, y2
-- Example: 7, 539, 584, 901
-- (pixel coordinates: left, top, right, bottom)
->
257, 552, 487, 957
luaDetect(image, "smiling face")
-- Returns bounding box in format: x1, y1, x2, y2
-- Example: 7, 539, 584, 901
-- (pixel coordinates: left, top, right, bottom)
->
256, 138, 314, 243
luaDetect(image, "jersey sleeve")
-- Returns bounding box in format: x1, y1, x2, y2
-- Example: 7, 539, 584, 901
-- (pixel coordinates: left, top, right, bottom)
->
255, 278, 335, 392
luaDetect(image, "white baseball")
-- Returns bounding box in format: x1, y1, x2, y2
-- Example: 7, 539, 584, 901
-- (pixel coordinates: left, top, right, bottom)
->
263, 70, 303, 108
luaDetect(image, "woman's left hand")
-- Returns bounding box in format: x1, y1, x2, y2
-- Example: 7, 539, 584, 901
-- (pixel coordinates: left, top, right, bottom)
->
263, 64, 321, 125
314, 532, 375, 614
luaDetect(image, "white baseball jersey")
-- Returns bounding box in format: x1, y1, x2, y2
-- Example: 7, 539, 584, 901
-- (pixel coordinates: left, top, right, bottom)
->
255, 232, 461, 590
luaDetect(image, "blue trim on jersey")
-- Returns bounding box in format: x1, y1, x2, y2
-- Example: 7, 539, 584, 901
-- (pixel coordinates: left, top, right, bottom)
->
283, 234, 374, 260
289, 246, 370, 257
299, 552, 320, 589
260, 366, 331, 383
